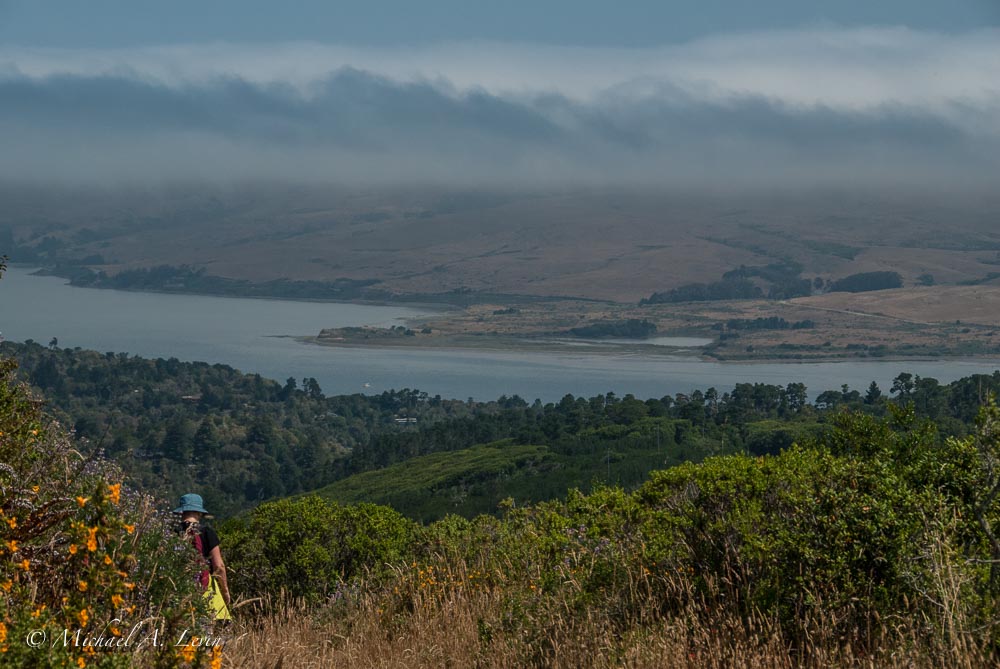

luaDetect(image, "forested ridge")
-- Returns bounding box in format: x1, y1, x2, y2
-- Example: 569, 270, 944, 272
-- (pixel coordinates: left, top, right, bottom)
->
4, 339, 999, 521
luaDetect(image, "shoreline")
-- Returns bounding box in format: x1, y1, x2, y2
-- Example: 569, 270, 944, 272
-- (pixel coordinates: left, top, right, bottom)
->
296, 332, 1000, 366
13, 264, 1000, 366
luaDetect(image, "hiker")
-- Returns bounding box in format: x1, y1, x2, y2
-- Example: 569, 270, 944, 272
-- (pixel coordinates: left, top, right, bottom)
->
174, 493, 232, 621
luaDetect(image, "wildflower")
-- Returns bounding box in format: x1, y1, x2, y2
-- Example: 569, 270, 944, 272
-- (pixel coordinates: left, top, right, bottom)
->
124, 524, 135, 534
77, 657, 85, 668
0, 581, 10, 592
20, 559, 30, 571
6, 540, 16, 553
30, 429, 38, 436
108, 483, 121, 505
76, 496, 89, 507
69, 544, 78, 555
78, 608, 89, 627
211, 646, 223, 669
31, 485, 39, 493
179, 639, 198, 662
78, 580, 88, 592
0, 622, 6, 644
111, 594, 124, 607
103, 555, 112, 565
31, 605, 46, 618
6, 517, 15, 529
86, 527, 98, 552
124, 582, 135, 591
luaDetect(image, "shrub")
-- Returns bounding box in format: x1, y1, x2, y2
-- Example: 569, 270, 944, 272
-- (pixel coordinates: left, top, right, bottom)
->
0, 357, 216, 668
222, 496, 416, 604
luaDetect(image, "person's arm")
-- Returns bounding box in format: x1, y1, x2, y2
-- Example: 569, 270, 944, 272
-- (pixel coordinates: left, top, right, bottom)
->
207, 545, 231, 606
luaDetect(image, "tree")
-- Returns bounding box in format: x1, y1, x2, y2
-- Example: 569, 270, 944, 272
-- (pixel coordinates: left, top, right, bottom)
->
303, 377, 323, 400
891, 373, 915, 400
865, 381, 883, 405
193, 418, 221, 462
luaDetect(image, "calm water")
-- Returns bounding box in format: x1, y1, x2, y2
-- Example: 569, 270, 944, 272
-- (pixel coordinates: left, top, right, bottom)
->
3, 266, 999, 402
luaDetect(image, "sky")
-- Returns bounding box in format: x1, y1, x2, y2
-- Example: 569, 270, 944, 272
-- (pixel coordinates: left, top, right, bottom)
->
0, 1, 997, 188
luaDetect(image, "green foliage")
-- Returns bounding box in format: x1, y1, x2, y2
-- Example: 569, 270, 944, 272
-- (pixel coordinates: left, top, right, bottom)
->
1, 341, 486, 516
221, 496, 415, 604
641, 261, 813, 304
312, 442, 553, 522
219, 402, 1000, 652
640, 277, 763, 304
69, 264, 382, 301
829, 270, 903, 293
8, 339, 1000, 529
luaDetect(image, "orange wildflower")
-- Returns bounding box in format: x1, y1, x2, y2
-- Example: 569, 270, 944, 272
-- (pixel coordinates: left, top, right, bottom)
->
86, 527, 98, 552
69, 544, 78, 555
76, 496, 88, 507
124, 524, 135, 534
108, 483, 121, 505
179, 640, 197, 662
111, 594, 124, 607
103, 555, 112, 565
77, 608, 89, 627
6, 540, 16, 553
19, 559, 29, 571
78, 580, 88, 592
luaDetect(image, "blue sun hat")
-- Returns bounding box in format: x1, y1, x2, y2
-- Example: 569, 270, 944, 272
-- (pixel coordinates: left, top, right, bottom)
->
173, 493, 210, 515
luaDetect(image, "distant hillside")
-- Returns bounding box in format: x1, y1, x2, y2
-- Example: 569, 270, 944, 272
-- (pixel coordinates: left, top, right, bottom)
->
4, 185, 1000, 302
311, 442, 554, 521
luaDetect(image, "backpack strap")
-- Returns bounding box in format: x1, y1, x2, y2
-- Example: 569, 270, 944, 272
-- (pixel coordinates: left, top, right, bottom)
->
190, 528, 211, 589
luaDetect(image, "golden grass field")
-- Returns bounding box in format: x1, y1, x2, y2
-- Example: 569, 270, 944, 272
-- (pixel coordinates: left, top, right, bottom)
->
221, 558, 996, 669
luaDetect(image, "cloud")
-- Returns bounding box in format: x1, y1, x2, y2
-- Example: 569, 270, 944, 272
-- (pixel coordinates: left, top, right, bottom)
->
0, 27, 997, 188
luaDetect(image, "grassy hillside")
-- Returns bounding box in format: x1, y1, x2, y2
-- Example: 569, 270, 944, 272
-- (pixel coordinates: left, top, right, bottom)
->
5, 185, 1000, 302
310, 441, 553, 521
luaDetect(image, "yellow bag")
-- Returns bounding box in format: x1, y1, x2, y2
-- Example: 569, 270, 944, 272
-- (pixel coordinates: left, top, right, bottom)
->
205, 575, 232, 621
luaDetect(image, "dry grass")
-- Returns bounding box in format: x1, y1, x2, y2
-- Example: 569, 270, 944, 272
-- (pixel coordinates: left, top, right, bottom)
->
220, 562, 997, 669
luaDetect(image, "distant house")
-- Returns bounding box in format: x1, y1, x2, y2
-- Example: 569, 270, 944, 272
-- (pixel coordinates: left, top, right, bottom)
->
394, 417, 418, 425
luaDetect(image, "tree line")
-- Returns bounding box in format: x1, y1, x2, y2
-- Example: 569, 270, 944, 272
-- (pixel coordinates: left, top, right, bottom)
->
5, 339, 1000, 519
